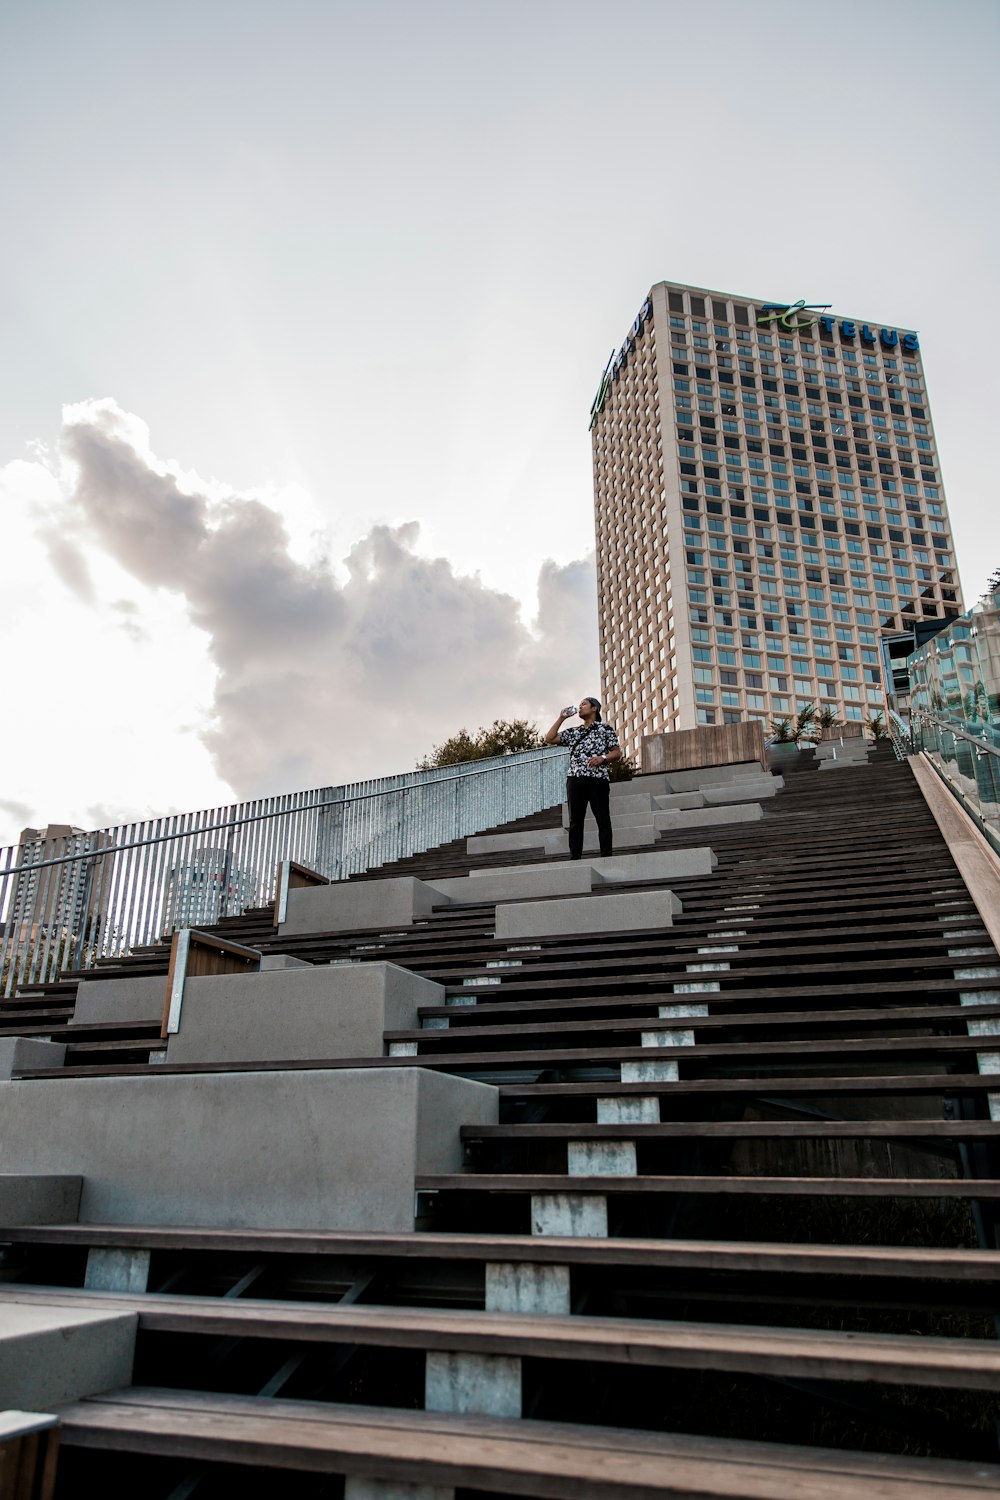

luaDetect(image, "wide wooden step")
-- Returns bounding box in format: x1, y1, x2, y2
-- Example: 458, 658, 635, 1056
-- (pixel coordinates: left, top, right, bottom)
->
56, 1387, 1000, 1498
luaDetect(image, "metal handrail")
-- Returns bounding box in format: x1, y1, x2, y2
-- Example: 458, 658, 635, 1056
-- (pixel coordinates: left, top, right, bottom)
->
914, 712, 1000, 759
0, 746, 569, 995
0, 753, 566, 877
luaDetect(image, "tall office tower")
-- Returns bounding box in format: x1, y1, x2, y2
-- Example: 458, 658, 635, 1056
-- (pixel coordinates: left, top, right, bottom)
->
7, 824, 111, 944
590, 280, 963, 756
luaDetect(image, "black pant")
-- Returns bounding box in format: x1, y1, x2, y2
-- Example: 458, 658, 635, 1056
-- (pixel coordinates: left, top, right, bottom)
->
567, 776, 613, 859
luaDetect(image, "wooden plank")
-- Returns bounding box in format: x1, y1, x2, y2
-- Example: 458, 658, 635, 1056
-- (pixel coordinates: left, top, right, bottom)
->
55, 1389, 1000, 1497
9, 1287, 1000, 1387
641, 722, 766, 775
418, 1173, 1000, 1202
5, 1226, 1000, 1281
390, 1004, 1000, 1045
460, 1121, 1000, 1142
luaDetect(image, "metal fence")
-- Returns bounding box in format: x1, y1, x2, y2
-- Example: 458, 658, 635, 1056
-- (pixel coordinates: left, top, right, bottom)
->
0, 747, 569, 996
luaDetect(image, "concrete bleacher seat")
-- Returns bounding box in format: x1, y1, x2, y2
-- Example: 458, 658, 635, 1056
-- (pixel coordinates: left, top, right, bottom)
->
0, 1068, 496, 1230
165, 962, 444, 1066
279, 875, 447, 935
472, 847, 717, 882
494, 889, 682, 941
0, 1300, 136, 1410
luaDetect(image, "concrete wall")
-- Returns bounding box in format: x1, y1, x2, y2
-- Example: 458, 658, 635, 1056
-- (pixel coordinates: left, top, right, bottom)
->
167, 963, 444, 1066
279, 877, 446, 937
0, 1068, 497, 1230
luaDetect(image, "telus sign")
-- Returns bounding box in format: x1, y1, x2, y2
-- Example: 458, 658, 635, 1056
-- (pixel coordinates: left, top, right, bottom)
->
588, 296, 652, 429
757, 298, 920, 352
588, 291, 921, 430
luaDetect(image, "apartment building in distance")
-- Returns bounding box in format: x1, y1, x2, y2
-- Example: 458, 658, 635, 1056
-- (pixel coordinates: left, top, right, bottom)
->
589, 279, 963, 756
6, 823, 111, 944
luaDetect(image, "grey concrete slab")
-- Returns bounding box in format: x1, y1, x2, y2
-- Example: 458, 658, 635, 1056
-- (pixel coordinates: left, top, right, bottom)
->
602, 794, 655, 816
584, 825, 656, 850
663, 762, 765, 792
815, 743, 870, 762
701, 782, 779, 804
611, 774, 671, 798
259, 954, 313, 970
167, 963, 444, 1066
476, 848, 717, 882
280, 877, 447, 936
0, 1301, 136, 1409
0, 1173, 82, 1223
466, 829, 565, 856
0, 1068, 497, 1230
73, 975, 166, 1026
656, 804, 763, 830
495, 890, 681, 941
653, 792, 706, 810
0, 1038, 66, 1079
430, 866, 594, 905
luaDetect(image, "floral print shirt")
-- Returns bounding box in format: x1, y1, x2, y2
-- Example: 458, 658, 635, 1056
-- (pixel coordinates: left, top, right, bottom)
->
558, 722, 621, 779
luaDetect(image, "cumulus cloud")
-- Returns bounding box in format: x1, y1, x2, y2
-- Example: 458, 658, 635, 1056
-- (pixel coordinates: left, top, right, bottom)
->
57, 399, 598, 794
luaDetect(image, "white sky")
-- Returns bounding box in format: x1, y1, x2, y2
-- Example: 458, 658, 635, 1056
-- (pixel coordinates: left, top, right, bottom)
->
2, 0, 998, 844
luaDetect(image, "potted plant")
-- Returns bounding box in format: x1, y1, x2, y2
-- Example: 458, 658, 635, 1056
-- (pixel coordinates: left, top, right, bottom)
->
767, 704, 818, 761
816, 705, 841, 741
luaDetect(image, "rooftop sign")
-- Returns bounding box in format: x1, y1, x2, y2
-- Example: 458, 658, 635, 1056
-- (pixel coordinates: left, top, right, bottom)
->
758, 299, 919, 351
588, 296, 652, 429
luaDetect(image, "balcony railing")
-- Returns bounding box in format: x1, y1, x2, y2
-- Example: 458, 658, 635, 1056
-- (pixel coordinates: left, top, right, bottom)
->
911, 712, 1000, 858
0, 747, 568, 996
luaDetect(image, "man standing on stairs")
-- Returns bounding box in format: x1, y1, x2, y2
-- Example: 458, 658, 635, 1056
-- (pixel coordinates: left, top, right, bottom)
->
544, 697, 621, 859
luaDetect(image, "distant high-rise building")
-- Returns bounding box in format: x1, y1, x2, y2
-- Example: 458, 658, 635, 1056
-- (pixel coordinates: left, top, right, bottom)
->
589, 280, 963, 756
7, 824, 111, 945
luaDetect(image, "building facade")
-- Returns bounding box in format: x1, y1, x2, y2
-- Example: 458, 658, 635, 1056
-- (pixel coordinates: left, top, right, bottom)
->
7, 824, 111, 945
590, 280, 963, 756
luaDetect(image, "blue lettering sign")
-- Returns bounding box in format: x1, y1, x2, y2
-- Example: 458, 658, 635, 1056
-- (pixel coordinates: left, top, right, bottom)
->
840, 321, 856, 338
903, 332, 920, 352
819, 316, 836, 335
880, 328, 898, 349
860, 324, 876, 344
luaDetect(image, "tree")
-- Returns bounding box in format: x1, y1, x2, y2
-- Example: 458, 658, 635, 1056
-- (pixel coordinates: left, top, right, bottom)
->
417, 719, 543, 769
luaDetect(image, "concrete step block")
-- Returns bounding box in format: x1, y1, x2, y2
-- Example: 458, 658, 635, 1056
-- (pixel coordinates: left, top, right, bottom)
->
166, 962, 445, 1066
476, 848, 717, 883
657, 804, 763, 830
0, 1173, 82, 1223
466, 829, 565, 856
0, 1068, 496, 1230
653, 792, 706, 810
662, 762, 765, 792
495, 890, 681, 941
585, 825, 656, 850
0, 1038, 67, 1078
432, 866, 594, 905
73, 975, 167, 1026
0, 1301, 136, 1409
280, 876, 448, 936
701, 781, 779, 804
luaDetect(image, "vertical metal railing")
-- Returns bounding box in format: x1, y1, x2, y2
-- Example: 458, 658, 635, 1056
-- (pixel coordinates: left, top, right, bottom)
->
0, 747, 568, 996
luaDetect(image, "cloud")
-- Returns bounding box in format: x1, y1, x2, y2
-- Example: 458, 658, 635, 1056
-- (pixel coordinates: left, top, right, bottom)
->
58, 399, 598, 795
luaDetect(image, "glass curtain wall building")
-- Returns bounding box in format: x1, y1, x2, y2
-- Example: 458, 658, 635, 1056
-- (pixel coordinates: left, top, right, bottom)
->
590, 279, 963, 756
